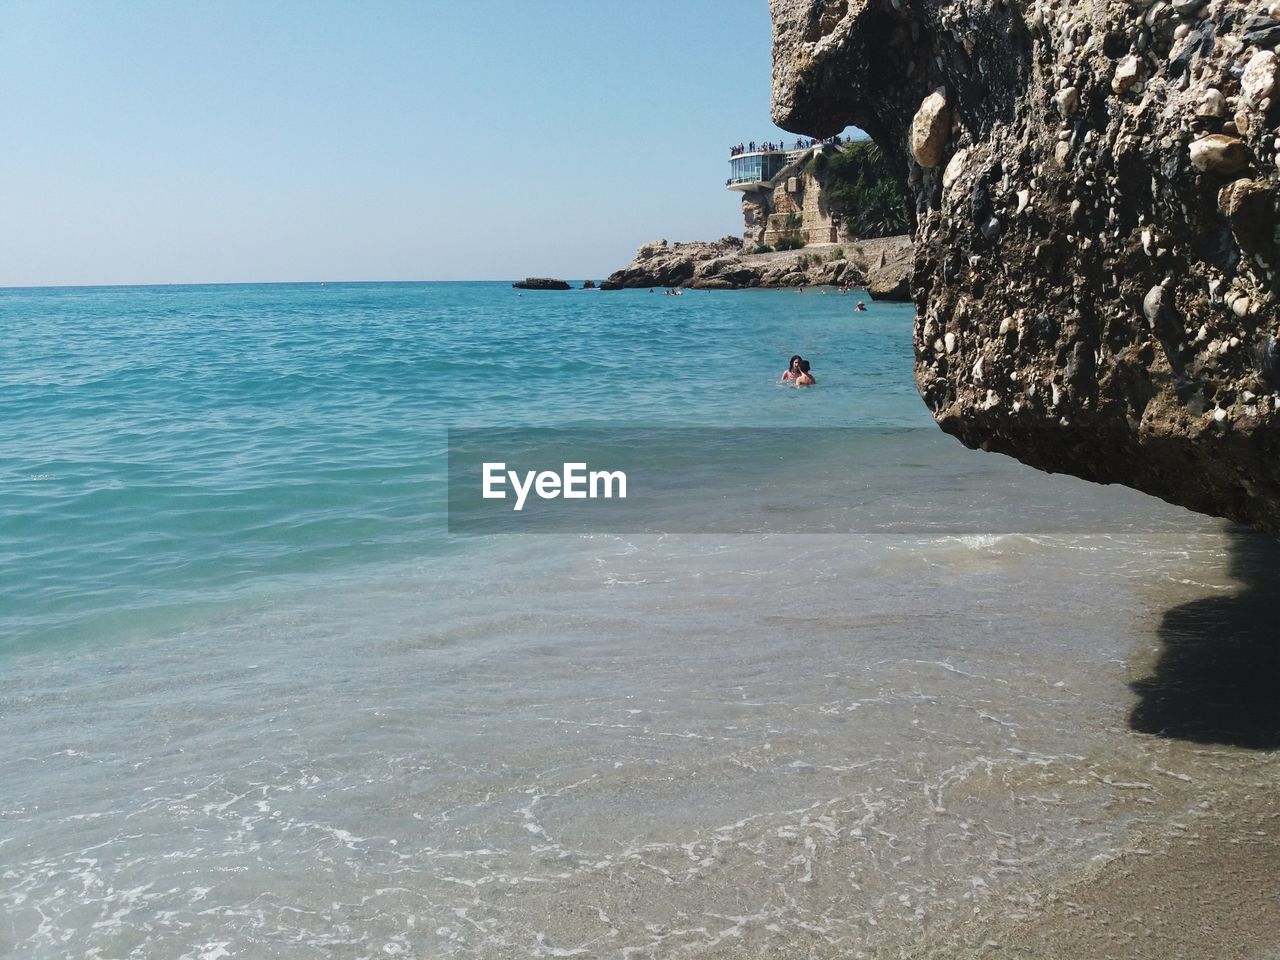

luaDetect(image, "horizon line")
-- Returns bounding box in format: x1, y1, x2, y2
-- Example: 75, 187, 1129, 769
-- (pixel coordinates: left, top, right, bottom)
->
0, 278, 608, 293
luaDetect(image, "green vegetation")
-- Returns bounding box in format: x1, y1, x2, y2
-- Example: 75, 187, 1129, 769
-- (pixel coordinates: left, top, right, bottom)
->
773, 212, 806, 251
751, 243, 773, 254
808, 141, 909, 239
829, 247, 845, 261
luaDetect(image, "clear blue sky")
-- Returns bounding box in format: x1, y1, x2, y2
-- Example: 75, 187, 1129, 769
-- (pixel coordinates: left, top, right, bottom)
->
0, 1, 856, 286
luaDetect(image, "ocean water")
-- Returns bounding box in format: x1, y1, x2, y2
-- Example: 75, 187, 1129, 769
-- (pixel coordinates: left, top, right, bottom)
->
2, 282, 922, 649
1, 282, 1274, 958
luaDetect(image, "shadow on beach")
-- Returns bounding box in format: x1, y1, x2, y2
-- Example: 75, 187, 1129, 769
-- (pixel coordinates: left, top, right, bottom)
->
1130, 525, 1280, 749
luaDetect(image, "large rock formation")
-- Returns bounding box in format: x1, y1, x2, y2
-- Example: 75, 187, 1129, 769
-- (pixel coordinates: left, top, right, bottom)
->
771, 0, 1280, 532
601, 238, 747, 289
512, 278, 571, 290
865, 237, 915, 298
600, 235, 913, 294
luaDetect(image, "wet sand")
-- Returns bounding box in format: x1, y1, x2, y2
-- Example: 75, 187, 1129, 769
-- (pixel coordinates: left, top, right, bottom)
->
920, 526, 1280, 959
923, 781, 1280, 959
5, 522, 1279, 957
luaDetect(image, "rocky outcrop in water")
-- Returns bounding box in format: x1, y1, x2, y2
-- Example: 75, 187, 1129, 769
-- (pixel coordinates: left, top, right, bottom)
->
770, 0, 1280, 532
865, 239, 914, 299
512, 278, 571, 290
600, 235, 912, 296
601, 238, 744, 290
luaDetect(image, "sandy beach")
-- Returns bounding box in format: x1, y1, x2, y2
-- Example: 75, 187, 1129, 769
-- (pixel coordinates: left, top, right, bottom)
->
924, 780, 1280, 958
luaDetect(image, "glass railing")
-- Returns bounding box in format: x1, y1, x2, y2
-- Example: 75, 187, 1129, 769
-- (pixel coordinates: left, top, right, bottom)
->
727, 152, 799, 186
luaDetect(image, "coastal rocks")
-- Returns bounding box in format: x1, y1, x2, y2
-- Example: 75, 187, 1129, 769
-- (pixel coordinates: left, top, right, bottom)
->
1241, 49, 1278, 106
512, 278, 571, 290
1244, 13, 1280, 48
769, 0, 1280, 532
1189, 135, 1249, 175
741, 193, 771, 246
599, 237, 743, 290
582, 279, 597, 289
910, 91, 950, 168
943, 147, 970, 189
865, 241, 914, 299
1054, 86, 1080, 118
1218, 178, 1278, 256
1143, 283, 1179, 331
1111, 55, 1145, 95
1195, 87, 1228, 120
601, 235, 913, 297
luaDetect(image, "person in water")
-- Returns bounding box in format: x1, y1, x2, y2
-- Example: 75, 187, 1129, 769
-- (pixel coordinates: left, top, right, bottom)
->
781, 355, 816, 385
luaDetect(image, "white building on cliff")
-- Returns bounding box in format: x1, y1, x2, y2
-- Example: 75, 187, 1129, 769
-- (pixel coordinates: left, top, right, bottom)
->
727, 141, 853, 249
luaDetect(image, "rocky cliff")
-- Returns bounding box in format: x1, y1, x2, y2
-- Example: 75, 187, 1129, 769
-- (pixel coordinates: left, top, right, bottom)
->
601, 235, 912, 294
771, 0, 1280, 532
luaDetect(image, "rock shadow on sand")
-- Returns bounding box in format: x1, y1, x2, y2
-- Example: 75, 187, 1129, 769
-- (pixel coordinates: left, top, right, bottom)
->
1130, 526, 1280, 749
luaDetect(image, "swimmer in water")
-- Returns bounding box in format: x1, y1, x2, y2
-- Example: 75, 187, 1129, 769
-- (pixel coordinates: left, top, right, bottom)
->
781, 354, 804, 382
795, 359, 816, 386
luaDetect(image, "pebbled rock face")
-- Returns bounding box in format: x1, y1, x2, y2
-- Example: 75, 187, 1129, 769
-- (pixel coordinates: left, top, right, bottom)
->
771, 0, 1280, 532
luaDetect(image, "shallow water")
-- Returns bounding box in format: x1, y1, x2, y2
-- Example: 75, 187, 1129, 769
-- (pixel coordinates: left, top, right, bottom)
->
1, 283, 1272, 958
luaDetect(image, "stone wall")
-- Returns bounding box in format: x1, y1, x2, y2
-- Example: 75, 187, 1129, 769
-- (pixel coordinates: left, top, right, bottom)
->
741, 164, 846, 247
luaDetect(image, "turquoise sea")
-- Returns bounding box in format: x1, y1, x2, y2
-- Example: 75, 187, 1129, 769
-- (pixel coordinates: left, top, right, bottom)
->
0, 282, 1269, 958
2, 282, 923, 649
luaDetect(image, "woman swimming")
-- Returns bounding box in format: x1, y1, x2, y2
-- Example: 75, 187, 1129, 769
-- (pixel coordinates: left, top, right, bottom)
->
781, 355, 804, 382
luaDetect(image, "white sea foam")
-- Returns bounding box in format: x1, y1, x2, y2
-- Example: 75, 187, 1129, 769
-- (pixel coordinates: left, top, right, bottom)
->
1, 526, 1272, 957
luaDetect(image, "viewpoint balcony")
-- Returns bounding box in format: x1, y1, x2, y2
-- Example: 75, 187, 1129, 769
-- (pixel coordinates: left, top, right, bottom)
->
726, 149, 806, 191
727, 137, 861, 191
